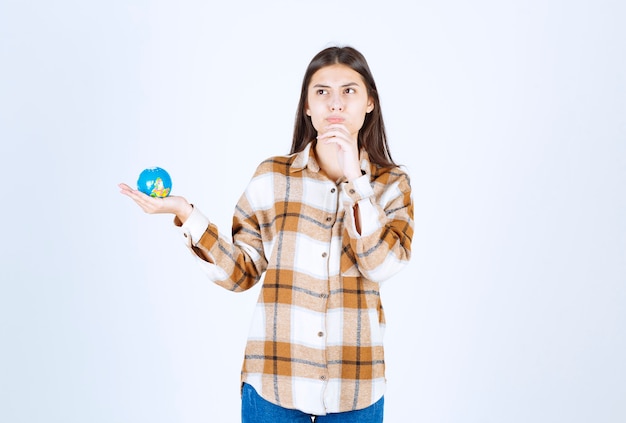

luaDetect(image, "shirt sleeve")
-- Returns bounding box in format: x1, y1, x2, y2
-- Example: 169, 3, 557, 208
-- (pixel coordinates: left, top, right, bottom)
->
175, 184, 269, 292
340, 168, 414, 283
173, 206, 228, 282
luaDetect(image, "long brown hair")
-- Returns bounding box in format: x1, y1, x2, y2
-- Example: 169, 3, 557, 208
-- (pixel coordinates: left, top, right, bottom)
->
290, 46, 396, 168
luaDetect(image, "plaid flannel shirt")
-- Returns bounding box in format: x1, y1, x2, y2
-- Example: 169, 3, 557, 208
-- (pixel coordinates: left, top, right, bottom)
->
178, 141, 413, 415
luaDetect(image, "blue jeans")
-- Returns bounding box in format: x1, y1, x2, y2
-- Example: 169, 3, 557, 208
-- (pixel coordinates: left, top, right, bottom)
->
241, 383, 384, 422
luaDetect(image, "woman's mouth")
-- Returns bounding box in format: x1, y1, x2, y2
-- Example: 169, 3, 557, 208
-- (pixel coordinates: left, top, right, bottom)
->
326, 116, 345, 124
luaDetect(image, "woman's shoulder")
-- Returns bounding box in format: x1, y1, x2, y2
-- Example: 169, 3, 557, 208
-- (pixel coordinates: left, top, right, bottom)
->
251, 151, 297, 177
370, 163, 412, 187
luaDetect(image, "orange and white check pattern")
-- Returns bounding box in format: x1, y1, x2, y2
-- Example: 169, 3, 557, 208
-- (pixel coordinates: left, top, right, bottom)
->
178, 141, 413, 415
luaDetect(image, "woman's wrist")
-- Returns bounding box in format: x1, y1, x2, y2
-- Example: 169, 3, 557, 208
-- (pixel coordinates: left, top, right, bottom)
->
176, 201, 194, 224
345, 168, 364, 181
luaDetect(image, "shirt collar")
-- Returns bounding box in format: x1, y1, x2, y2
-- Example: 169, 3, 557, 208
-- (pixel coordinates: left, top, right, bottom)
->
289, 141, 373, 178
290, 141, 319, 173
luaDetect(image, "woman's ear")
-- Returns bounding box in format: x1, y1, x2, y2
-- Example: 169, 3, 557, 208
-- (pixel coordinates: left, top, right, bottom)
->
366, 98, 374, 113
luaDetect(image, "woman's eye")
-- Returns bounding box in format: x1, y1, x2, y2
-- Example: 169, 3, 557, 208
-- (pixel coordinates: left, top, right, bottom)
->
317, 89, 327, 95
344, 88, 355, 94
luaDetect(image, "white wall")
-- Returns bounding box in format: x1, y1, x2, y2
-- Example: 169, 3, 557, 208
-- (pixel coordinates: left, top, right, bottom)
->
1, 1, 624, 422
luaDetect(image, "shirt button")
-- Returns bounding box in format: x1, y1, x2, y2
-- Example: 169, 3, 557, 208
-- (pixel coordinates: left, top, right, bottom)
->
349, 189, 356, 194
320, 375, 326, 380
321, 252, 327, 258
331, 188, 336, 193
318, 331, 324, 337
319, 293, 327, 299
326, 216, 332, 222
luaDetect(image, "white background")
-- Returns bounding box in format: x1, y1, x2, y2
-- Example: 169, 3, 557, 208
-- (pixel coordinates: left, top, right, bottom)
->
1, 1, 625, 422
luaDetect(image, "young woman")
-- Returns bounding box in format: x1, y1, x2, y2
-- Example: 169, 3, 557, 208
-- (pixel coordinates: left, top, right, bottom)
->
120, 46, 414, 422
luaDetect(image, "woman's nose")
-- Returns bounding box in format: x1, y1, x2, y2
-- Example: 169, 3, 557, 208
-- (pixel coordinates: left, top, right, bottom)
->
330, 95, 343, 111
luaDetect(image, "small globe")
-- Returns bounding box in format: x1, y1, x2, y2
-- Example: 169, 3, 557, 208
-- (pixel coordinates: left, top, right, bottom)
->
137, 167, 172, 198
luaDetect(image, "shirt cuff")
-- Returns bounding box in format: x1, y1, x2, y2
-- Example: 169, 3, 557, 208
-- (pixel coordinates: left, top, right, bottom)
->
175, 205, 210, 247
343, 173, 374, 203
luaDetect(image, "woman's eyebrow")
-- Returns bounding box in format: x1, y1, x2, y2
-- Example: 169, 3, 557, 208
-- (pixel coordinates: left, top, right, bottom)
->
312, 82, 360, 88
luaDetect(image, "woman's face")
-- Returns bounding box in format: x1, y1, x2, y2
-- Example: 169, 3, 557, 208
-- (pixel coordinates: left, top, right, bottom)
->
305, 64, 374, 139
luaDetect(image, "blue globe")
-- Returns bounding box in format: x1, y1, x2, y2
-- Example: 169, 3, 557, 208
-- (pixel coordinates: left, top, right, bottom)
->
137, 167, 172, 198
